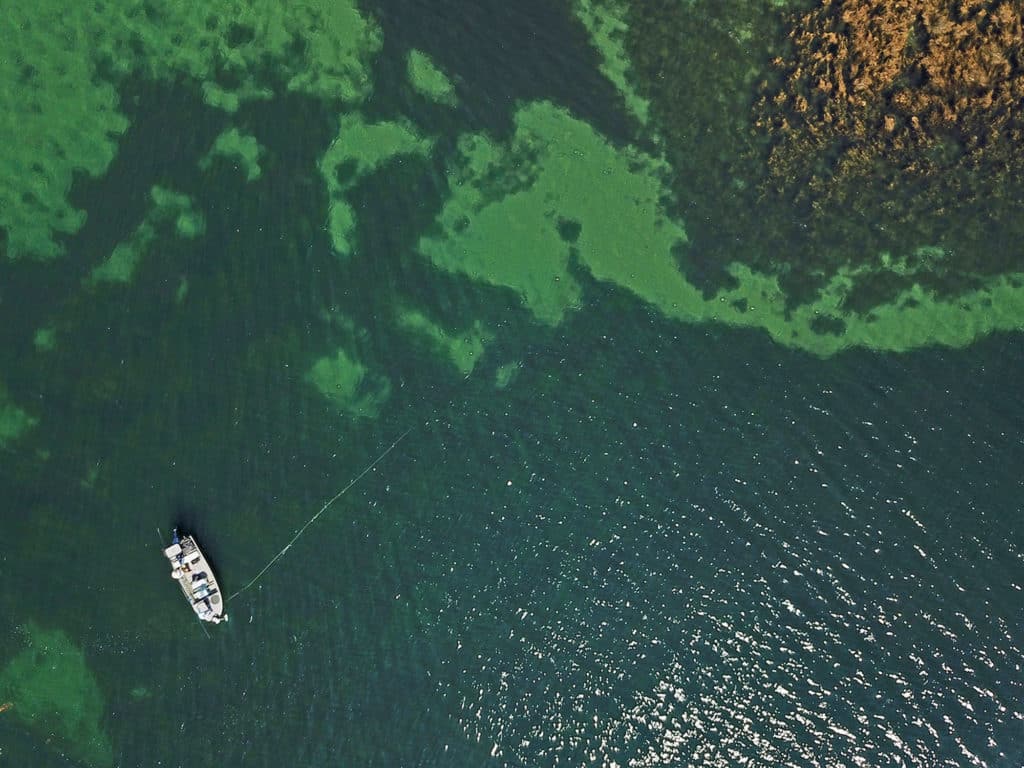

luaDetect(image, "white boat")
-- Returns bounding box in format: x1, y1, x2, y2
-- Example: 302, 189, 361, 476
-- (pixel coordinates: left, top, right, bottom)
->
163, 529, 228, 624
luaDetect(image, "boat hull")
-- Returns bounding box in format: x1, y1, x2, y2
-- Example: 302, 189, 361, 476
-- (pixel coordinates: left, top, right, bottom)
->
164, 534, 228, 624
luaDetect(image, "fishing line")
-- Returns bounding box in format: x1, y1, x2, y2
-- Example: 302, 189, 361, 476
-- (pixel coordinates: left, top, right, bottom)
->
227, 426, 413, 602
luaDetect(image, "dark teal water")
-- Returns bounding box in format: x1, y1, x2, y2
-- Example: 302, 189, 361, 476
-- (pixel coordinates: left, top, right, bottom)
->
2, 3, 1024, 767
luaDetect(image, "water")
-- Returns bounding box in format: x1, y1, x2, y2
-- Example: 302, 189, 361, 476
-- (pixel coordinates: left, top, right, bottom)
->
1, 2, 1023, 767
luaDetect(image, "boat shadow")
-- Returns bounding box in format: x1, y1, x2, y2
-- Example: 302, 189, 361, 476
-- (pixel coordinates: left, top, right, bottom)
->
170, 500, 227, 585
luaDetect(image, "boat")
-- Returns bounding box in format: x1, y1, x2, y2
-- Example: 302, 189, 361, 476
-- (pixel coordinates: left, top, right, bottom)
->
163, 529, 228, 624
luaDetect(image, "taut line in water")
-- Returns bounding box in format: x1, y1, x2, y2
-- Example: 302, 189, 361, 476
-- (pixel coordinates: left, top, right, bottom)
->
227, 427, 413, 602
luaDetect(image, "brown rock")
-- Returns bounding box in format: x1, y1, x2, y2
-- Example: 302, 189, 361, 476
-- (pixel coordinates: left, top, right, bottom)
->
753, 0, 1024, 223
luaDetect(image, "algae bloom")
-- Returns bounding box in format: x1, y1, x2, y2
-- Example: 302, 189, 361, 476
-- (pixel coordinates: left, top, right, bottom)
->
0, 622, 113, 767
307, 347, 391, 418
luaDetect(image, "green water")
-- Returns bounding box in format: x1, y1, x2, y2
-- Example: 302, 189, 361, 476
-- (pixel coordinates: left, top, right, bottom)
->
1, 2, 1023, 766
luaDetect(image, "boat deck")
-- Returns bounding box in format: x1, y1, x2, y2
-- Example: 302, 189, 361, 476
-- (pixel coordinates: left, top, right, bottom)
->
164, 534, 228, 624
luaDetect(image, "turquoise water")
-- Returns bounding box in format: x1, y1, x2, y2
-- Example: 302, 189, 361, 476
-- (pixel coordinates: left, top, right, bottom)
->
2, 2, 1023, 766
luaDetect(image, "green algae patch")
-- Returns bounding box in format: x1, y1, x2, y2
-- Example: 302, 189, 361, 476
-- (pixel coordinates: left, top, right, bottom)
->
176, 277, 190, 304
82, 462, 102, 490
0, 6, 129, 261
0, 622, 113, 767
33, 327, 57, 352
151, 186, 205, 240
588, 239, 1024, 355
319, 115, 433, 255
89, 187, 203, 285
307, 348, 390, 419
280, 2, 382, 102
421, 100, 1024, 355
495, 361, 521, 389
129, 685, 152, 701
90, 225, 156, 285
97, 1, 382, 106
201, 80, 273, 115
573, 0, 649, 124
2, 0, 381, 262
398, 310, 491, 375
407, 50, 457, 105
722, 263, 1024, 356
0, 385, 37, 447
418, 101, 677, 324
200, 128, 264, 181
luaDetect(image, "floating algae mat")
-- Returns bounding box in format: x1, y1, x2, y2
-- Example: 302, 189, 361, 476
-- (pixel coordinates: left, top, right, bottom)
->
0, 623, 113, 767
406, 50, 458, 106
0, 385, 36, 448
319, 114, 433, 256
1, 0, 382, 262
200, 128, 265, 183
88, 186, 204, 286
397, 309, 492, 376
306, 346, 391, 419
420, 100, 1024, 355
